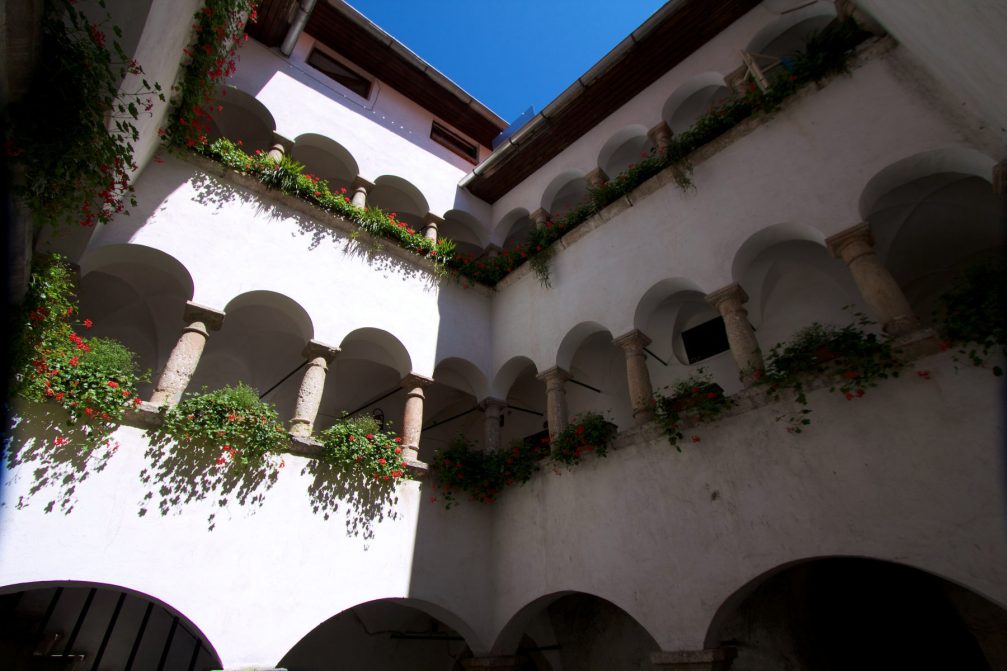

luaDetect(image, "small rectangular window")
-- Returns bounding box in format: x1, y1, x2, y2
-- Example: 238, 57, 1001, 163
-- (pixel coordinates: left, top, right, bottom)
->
307, 49, 371, 99
431, 121, 479, 163
681, 316, 731, 364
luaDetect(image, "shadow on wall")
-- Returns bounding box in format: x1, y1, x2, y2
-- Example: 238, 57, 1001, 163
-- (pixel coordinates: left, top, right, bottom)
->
187, 164, 439, 287
301, 459, 399, 540
3, 404, 117, 516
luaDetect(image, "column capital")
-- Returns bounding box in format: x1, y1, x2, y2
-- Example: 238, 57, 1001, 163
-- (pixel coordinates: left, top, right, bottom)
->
484, 243, 502, 258
270, 131, 294, 153
613, 329, 652, 353
461, 656, 526, 670
303, 339, 339, 363
422, 212, 445, 227
480, 397, 507, 411
585, 167, 609, 189
648, 120, 672, 147
825, 222, 874, 261
351, 175, 375, 191
401, 373, 434, 391
651, 648, 736, 670
530, 208, 551, 227
993, 159, 1006, 194
182, 301, 225, 331
705, 283, 749, 311
537, 367, 571, 390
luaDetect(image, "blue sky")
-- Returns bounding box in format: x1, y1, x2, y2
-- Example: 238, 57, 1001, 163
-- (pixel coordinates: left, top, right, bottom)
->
347, 0, 668, 124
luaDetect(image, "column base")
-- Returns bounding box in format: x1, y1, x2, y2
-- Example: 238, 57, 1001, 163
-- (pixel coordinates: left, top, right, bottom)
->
288, 418, 312, 438
892, 326, 942, 360
651, 648, 736, 670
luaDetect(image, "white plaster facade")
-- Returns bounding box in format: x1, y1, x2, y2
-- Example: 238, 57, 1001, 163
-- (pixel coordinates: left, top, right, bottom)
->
2, 1, 1005, 669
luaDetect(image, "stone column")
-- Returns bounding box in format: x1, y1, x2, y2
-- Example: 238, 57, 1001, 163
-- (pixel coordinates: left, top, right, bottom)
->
537, 367, 571, 436
481, 398, 507, 452
485, 244, 501, 258
461, 657, 526, 670
826, 223, 920, 336
423, 212, 443, 242
265, 132, 293, 163
289, 340, 340, 437
400, 373, 433, 461
651, 648, 736, 671
648, 121, 673, 155
586, 167, 609, 189
614, 330, 655, 423
993, 160, 1006, 195
150, 302, 225, 407
705, 284, 764, 384
350, 176, 374, 208
835, 0, 886, 35
530, 208, 551, 230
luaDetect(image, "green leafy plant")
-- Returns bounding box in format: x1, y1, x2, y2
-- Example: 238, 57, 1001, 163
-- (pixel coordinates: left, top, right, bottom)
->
317, 413, 411, 482
935, 263, 1005, 375
164, 0, 258, 148
550, 413, 618, 466
194, 138, 456, 266
156, 383, 288, 467
11, 255, 147, 451
429, 436, 548, 508
652, 370, 733, 451
6, 0, 164, 229
754, 313, 902, 432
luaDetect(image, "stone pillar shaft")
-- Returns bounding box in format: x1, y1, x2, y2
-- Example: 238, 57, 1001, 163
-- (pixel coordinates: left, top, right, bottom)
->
530, 208, 550, 230
482, 398, 506, 451
423, 213, 443, 242
538, 367, 571, 436
586, 167, 608, 189
400, 373, 433, 461
289, 341, 340, 437
992, 160, 1005, 195
826, 223, 919, 336
266, 143, 285, 163
351, 176, 373, 208
705, 284, 763, 383
614, 330, 655, 423
648, 121, 672, 154
150, 302, 225, 407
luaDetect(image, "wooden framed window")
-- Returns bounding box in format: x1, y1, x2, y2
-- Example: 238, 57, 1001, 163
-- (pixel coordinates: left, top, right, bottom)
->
307, 48, 371, 99
431, 121, 478, 163
681, 316, 731, 364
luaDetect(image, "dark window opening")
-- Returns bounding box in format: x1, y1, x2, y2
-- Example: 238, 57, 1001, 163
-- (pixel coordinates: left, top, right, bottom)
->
431, 121, 479, 163
681, 316, 731, 363
307, 49, 371, 98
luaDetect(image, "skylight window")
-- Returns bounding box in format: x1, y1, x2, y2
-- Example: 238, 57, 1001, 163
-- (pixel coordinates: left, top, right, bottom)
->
307, 48, 371, 99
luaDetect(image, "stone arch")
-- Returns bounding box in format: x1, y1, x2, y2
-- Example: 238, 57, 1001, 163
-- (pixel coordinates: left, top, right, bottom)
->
597, 124, 653, 179
492, 591, 660, 665
290, 133, 360, 193
704, 556, 1007, 669
732, 223, 865, 348
557, 322, 631, 429
441, 209, 487, 259
278, 597, 485, 669
858, 146, 997, 221
661, 72, 732, 135
540, 170, 588, 218
77, 244, 196, 399
0, 579, 221, 670
340, 328, 412, 379
495, 207, 535, 251
206, 85, 276, 151
433, 357, 489, 401
492, 356, 546, 448
633, 278, 740, 394
745, 1, 838, 59
187, 290, 314, 420
556, 321, 613, 372
369, 175, 430, 230
860, 149, 1002, 324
